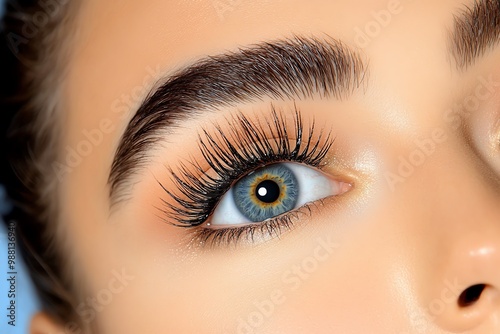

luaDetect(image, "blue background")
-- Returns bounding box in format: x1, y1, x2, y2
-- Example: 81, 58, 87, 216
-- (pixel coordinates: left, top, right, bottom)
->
1, 1, 42, 333
0, 186, 39, 334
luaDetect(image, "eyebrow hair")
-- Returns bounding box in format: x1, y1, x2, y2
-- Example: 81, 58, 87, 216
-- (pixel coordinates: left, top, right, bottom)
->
107, 36, 367, 205
449, 0, 500, 69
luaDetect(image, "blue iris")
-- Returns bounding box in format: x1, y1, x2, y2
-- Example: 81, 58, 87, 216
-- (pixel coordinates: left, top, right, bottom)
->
233, 164, 299, 222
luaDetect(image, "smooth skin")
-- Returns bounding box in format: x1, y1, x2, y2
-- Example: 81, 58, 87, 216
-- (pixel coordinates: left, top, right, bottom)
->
32, 0, 500, 333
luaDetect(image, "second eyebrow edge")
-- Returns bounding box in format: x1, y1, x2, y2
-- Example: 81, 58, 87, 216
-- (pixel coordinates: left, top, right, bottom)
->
449, 0, 500, 70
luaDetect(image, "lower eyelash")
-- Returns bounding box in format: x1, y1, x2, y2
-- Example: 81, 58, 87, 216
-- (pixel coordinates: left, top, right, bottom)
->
156, 103, 334, 242
186, 201, 319, 249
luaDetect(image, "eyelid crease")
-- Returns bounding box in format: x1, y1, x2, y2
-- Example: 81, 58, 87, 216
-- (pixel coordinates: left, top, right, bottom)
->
109, 36, 367, 207
155, 104, 335, 227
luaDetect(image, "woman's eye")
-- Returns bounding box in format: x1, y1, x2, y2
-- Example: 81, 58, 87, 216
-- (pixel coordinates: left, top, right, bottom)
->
209, 162, 350, 226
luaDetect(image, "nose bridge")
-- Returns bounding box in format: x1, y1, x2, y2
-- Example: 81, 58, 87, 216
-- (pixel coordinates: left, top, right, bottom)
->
410, 146, 500, 332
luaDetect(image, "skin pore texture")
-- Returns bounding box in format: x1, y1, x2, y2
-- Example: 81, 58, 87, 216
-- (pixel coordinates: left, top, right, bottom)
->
33, 0, 500, 333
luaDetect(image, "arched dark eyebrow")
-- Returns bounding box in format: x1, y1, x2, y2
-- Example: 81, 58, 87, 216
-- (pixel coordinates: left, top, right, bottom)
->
449, 0, 500, 69
107, 36, 367, 205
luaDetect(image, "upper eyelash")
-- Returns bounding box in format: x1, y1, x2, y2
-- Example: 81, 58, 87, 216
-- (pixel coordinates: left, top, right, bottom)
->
157, 104, 334, 227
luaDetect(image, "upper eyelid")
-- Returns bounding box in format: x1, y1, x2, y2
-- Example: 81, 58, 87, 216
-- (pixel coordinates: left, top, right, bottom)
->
107, 36, 367, 208
156, 106, 334, 227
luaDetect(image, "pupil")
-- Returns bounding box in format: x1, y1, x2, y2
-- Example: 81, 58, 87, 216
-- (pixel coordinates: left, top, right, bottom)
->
255, 180, 281, 203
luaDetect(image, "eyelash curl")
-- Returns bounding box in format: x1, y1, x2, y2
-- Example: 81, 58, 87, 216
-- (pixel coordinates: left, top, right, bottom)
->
157, 104, 334, 246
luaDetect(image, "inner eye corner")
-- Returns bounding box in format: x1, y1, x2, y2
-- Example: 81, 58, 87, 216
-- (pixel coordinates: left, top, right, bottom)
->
330, 172, 355, 191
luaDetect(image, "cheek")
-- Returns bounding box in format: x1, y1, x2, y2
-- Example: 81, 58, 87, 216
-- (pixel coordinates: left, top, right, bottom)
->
235, 205, 419, 333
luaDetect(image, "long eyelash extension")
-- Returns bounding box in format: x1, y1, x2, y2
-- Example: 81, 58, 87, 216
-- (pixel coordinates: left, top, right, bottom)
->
157, 104, 334, 228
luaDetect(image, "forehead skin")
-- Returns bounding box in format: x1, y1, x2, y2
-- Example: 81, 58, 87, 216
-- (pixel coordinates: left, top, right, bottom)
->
58, 0, 500, 333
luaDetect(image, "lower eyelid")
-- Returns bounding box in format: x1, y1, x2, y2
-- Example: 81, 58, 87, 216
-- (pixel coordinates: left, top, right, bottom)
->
190, 201, 322, 248
191, 183, 357, 250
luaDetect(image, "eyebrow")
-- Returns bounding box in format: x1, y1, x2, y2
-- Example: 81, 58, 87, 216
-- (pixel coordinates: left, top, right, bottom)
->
107, 36, 367, 205
449, 0, 500, 69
